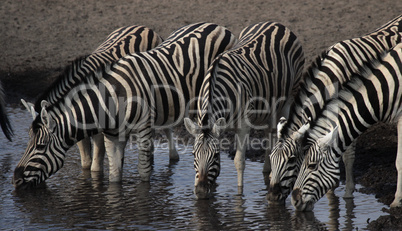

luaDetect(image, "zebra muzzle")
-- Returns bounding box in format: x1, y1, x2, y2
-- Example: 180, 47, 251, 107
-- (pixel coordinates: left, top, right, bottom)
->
291, 188, 315, 211
194, 180, 210, 199
267, 183, 286, 204
291, 188, 303, 208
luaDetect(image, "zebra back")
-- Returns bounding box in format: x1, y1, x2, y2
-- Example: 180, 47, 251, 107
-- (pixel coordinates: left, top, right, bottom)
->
34, 25, 163, 112
197, 21, 304, 128
92, 25, 163, 63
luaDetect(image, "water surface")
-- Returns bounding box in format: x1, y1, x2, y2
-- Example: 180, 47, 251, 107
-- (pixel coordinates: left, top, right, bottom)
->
0, 106, 388, 230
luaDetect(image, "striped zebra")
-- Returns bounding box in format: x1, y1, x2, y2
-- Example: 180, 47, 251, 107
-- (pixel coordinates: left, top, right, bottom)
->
184, 22, 305, 199
23, 25, 163, 172
13, 22, 236, 189
267, 14, 402, 203
0, 81, 13, 141
292, 43, 402, 211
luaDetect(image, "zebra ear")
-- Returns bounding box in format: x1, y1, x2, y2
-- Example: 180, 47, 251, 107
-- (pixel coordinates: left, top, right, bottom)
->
41, 100, 51, 108
212, 117, 226, 137
21, 99, 36, 120
40, 107, 55, 131
292, 117, 311, 141
317, 126, 338, 149
277, 117, 287, 139
184, 117, 201, 136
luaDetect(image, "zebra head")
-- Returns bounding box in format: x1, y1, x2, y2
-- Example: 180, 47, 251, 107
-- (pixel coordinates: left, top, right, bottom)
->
267, 117, 310, 204
292, 127, 340, 211
13, 100, 66, 190
184, 117, 226, 199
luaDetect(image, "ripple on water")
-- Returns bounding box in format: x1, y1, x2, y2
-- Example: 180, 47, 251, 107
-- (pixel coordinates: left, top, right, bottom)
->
0, 106, 389, 230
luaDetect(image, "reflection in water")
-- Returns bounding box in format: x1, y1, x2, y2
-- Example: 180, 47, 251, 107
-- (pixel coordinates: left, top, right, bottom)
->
292, 211, 327, 230
0, 106, 390, 230
194, 199, 224, 230
344, 198, 356, 231
327, 191, 341, 230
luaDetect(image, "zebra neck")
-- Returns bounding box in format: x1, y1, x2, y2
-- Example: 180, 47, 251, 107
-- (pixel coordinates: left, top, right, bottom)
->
309, 45, 402, 155
48, 105, 102, 147
46, 73, 112, 146
196, 75, 233, 128
35, 56, 100, 111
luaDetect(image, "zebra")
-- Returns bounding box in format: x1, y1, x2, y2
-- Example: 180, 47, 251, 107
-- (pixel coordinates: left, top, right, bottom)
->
267, 14, 402, 204
13, 22, 236, 189
292, 43, 402, 211
22, 25, 163, 172
184, 22, 305, 199
0, 80, 13, 141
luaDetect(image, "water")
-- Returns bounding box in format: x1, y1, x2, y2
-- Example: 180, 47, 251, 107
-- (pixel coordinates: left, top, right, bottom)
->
0, 106, 389, 230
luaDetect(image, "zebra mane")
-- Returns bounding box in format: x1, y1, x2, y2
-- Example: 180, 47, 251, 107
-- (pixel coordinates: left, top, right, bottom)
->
306, 49, 390, 144
368, 14, 402, 35
305, 75, 363, 146
197, 53, 223, 128
280, 49, 331, 135
34, 55, 91, 111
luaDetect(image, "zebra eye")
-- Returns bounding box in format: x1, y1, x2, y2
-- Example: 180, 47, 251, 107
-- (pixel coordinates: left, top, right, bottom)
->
36, 144, 46, 151
308, 162, 318, 171
288, 156, 296, 163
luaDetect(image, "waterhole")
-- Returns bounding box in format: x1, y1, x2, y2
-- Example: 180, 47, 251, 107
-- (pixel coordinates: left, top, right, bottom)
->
0, 106, 388, 230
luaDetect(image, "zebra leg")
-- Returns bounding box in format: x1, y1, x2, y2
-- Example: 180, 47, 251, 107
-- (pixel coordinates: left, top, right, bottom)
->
90, 133, 106, 172
391, 117, 402, 207
136, 129, 155, 182
234, 127, 250, 193
164, 128, 179, 161
77, 138, 92, 170
342, 140, 356, 198
104, 133, 127, 183
262, 129, 273, 173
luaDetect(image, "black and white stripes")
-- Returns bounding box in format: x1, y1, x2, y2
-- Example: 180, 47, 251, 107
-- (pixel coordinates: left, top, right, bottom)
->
29, 25, 163, 172
36, 25, 163, 111
0, 81, 12, 141
292, 43, 402, 211
13, 22, 236, 189
267, 14, 402, 203
185, 21, 305, 198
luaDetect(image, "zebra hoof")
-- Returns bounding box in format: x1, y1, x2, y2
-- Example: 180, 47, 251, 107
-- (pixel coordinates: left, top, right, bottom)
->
169, 149, 180, 161
390, 198, 402, 207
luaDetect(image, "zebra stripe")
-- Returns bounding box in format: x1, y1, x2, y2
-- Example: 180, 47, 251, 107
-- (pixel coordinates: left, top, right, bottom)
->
36, 25, 163, 111
0, 80, 13, 141
22, 25, 163, 172
184, 21, 305, 199
292, 43, 402, 211
13, 22, 236, 189
267, 14, 402, 203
